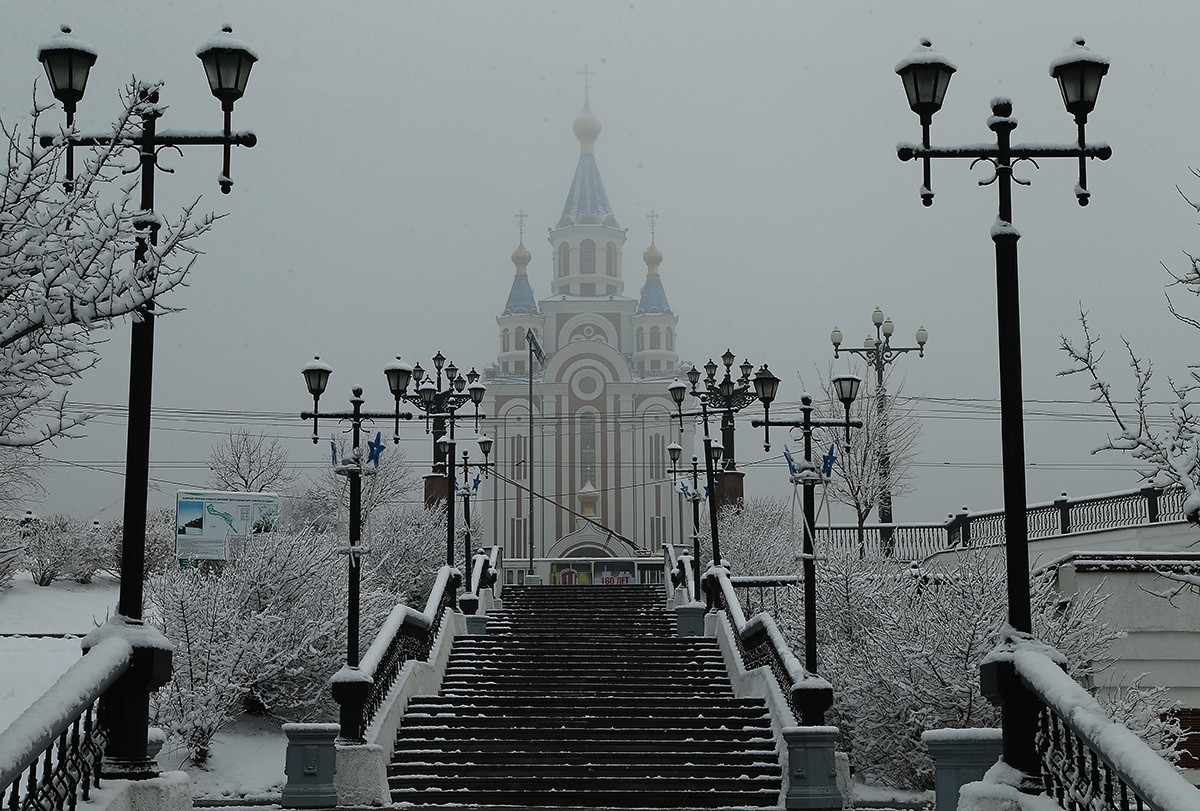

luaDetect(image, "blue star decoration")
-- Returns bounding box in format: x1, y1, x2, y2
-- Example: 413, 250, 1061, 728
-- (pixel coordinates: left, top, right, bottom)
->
366, 431, 386, 468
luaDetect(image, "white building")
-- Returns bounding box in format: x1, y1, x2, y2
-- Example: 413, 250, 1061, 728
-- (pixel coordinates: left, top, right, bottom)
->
481, 95, 688, 575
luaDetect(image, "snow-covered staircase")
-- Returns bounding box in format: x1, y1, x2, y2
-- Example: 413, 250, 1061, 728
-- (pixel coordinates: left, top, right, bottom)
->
388, 583, 783, 808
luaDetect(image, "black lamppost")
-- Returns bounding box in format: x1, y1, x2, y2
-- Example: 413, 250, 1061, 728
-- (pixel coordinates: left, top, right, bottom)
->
386, 354, 486, 569
449, 437, 494, 591
301, 357, 412, 743
894, 37, 1110, 788
752, 374, 861, 724
668, 359, 776, 568
685, 351, 761, 506
666, 442, 706, 587
831, 309, 928, 554
38, 24, 257, 778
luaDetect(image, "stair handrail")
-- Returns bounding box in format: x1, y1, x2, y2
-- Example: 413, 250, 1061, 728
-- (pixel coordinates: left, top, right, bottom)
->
0, 635, 132, 811
705, 564, 830, 725
662, 543, 696, 604
467, 545, 502, 600
344, 564, 461, 739
985, 640, 1200, 811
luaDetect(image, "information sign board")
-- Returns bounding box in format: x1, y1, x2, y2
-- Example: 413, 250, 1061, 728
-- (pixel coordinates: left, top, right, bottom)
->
175, 490, 279, 562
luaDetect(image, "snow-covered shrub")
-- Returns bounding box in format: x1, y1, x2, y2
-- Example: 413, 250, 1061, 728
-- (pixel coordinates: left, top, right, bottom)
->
364, 502, 446, 605
811, 551, 1173, 790
21, 513, 80, 586
99, 508, 178, 579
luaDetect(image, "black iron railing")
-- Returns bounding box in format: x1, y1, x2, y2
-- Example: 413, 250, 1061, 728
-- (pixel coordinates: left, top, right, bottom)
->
707, 566, 829, 725
662, 544, 696, 604
1007, 647, 1200, 811
0, 637, 132, 811
347, 565, 460, 737
816, 486, 1186, 558
730, 575, 800, 617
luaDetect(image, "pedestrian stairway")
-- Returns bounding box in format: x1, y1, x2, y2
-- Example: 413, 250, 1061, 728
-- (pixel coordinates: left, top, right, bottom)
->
388, 583, 783, 808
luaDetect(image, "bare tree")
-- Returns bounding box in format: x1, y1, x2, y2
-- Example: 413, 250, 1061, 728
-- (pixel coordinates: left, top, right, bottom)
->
812, 363, 922, 555
0, 82, 217, 447
286, 440, 417, 532
206, 428, 298, 493
0, 447, 43, 514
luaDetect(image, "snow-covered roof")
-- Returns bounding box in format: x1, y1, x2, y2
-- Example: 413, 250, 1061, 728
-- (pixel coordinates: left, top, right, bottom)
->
558, 153, 619, 228
636, 274, 672, 314
502, 274, 539, 315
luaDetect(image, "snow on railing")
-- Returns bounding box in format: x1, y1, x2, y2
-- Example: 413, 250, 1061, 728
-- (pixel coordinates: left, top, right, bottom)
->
0, 636, 133, 811
817, 485, 1187, 558
1001, 644, 1200, 811
356, 565, 460, 730
662, 544, 696, 604
467, 545, 502, 600
708, 565, 828, 724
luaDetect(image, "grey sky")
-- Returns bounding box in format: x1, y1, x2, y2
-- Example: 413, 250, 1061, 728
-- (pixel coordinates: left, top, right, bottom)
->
9, 1, 1200, 525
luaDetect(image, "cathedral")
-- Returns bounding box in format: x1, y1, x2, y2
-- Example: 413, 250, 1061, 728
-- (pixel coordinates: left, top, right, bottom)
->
481, 92, 687, 580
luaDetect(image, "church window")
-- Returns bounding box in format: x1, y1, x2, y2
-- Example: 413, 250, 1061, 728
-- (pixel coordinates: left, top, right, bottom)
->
606, 242, 617, 276
558, 243, 570, 277
581, 240, 596, 274
651, 359, 660, 371
666, 328, 674, 350
650, 327, 661, 349
516, 326, 525, 348
502, 328, 510, 352
509, 433, 526, 480
579, 412, 597, 484
636, 329, 644, 351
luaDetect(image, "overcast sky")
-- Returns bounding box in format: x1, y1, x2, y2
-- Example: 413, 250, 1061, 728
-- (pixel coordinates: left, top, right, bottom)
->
9, 1, 1200, 526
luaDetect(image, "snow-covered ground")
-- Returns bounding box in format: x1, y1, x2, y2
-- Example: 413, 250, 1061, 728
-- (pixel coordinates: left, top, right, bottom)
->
0, 574, 287, 800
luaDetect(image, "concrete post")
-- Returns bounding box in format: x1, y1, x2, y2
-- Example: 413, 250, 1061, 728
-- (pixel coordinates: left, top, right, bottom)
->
783, 726, 843, 810
675, 602, 705, 637
281, 723, 339, 808
922, 728, 1003, 811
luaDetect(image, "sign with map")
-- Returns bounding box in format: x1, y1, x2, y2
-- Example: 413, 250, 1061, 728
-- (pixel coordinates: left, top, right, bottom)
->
175, 490, 280, 562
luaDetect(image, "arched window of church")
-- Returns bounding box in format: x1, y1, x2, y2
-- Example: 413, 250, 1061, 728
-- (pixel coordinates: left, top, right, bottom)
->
502, 328, 510, 352
558, 243, 570, 277
579, 412, 597, 485
636, 328, 644, 351
516, 326, 526, 350
666, 328, 674, 351
580, 240, 596, 274
605, 242, 617, 276
650, 326, 661, 350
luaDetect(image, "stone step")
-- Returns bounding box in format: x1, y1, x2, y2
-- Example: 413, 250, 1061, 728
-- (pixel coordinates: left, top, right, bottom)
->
386, 787, 778, 808
405, 695, 765, 711
392, 726, 773, 744
398, 712, 770, 729
386, 762, 781, 779
391, 749, 780, 768
388, 775, 780, 793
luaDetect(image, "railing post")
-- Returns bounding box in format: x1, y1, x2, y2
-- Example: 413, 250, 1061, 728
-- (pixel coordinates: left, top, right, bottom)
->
1055, 491, 1071, 535
979, 658, 1042, 793
960, 507, 972, 547
1142, 486, 1160, 523
330, 669, 371, 744
89, 627, 173, 779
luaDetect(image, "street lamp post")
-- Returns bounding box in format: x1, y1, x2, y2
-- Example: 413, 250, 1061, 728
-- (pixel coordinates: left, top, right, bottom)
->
894, 36, 1110, 789
669, 357, 772, 569
830, 309, 928, 554
38, 24, 257, 778
451, 437, 494, 591
386, 354, 486, 568
667, 442, 705, 588
752, 374, 861, 725
685, 351, 761, 507
301, 358, 413, 743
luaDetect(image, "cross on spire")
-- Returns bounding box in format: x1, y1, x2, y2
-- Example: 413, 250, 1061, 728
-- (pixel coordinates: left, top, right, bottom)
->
577, 63, 595, 100
646, 209, 659, 240
516, 209, 527, 239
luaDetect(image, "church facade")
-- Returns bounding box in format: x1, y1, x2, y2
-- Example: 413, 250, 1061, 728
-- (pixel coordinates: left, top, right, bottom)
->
481, 96, 688, 566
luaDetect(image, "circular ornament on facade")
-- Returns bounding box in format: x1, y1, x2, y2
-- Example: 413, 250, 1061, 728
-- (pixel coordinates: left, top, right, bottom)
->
582, 325, 595, 339
572, 370, 603, 400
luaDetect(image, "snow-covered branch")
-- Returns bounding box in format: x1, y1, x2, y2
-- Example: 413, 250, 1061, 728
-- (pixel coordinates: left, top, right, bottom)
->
0, 81, 218, 446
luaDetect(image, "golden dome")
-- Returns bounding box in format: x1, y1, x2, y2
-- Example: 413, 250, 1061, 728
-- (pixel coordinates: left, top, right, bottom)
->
573, 99, 601, 154
643, 240, 663, 274
511, 239, 531, 275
